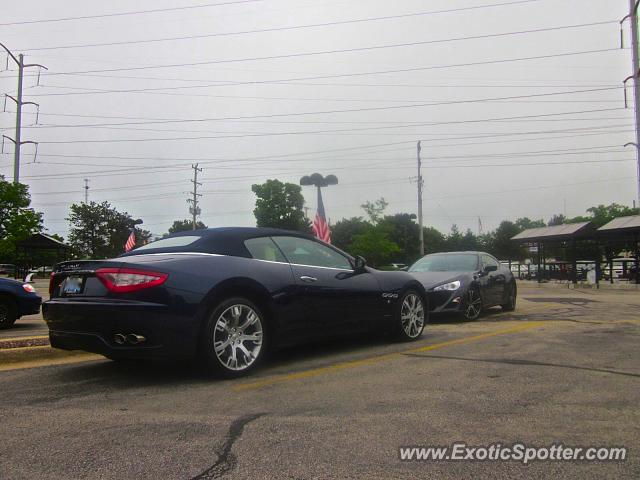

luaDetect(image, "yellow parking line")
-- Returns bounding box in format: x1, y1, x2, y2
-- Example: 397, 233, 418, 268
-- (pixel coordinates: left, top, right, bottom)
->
233, 321, 546, 392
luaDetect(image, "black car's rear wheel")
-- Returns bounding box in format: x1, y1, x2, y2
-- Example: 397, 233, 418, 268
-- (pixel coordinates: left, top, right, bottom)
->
501, 282, 517, 312
0, 297, 17, 330
200, 297, 267, 377
396, 290, 426, 341
462, 287, 483, 321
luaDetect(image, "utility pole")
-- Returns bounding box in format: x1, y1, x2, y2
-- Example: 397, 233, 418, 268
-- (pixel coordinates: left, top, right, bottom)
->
417, 141, 424, 256
83, 178, 90, 203
187, 164, 203, 230
0, 43, 46, 183
622, 1, 640, 207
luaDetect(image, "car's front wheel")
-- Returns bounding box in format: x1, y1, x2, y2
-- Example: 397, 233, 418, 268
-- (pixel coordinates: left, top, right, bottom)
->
200, 297, 267, 377
0, 297, 17, 330
396, 290, 426, 341
462, 287, 483, 321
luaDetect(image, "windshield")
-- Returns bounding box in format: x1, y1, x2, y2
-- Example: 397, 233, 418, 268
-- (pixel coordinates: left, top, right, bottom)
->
409, 254, 479, 272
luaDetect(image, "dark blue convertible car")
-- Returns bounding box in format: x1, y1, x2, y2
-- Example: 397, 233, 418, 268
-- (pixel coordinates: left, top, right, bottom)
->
43, 227, 429, 377
0, 277, 42, 329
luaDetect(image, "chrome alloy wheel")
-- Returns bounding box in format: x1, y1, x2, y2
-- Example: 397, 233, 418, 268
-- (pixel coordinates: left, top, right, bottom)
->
401, 293, 425, 338
463, 288, 482, 320
213, 304, 263, 371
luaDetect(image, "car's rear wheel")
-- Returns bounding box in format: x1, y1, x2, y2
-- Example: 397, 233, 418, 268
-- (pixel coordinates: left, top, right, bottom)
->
501, 282, 517, 312
395, 290, 426, 341
462, 287, 483, 321
0, 297, 17, 330
200, 297, 267, 377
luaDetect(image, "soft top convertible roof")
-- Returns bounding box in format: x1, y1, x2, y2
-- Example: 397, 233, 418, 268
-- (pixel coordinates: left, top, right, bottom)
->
122, 227, 315, 257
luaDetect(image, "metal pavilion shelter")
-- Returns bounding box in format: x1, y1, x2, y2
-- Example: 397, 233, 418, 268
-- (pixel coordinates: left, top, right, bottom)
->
510, 222, 597, 284
596, 215, 640, 284
511, 218, 640, 286
14, 233, 72, 279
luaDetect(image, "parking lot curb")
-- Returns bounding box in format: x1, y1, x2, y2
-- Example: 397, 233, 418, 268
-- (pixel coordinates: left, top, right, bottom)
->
0, 336, 50, 350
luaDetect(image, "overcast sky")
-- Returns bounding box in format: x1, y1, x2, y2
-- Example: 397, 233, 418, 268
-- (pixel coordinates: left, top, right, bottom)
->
0, 0, 634, 238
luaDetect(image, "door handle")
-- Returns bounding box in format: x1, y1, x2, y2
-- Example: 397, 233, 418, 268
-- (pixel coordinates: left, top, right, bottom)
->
300, 275, 318, 283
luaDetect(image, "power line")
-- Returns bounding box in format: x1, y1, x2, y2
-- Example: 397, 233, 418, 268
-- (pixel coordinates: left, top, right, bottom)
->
0, 0, 263, 27
16, 106, 627, 127
19, 1, 541, 51
30, 88, 623, 132
31, 122, 633, 146
19, 143, 629, 172
25, 80, 626, 101
39, 47, 621, 78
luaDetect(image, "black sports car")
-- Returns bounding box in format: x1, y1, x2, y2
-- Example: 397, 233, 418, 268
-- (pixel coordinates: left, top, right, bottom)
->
408, 251, 517, 320
43, 227, 429, 376
0, 278, 42, 329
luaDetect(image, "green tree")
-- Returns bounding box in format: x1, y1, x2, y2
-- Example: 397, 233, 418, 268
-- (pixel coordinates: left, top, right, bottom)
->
251, 179, 310, 231
349, 228, 401, 267
548, 214, 566, 226
443, 224, 463, 251
459, 228, 480, 251
423, 226, 446, 255
489, 220, 525, 260
0, 176, 43, 262
514, 217, 545, 231
360, 197, 388, 224
330, 216, 370, 253
580, 203, 638, 227
67, 201, 151, 259
378, 213, 420, 263
167, 219, 207, 235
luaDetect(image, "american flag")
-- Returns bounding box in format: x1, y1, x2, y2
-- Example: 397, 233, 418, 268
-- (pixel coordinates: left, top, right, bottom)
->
312, 187, 331, 243
124, 230, 136, 252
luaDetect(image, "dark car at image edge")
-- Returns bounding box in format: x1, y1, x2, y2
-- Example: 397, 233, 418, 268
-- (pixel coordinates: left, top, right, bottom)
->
408, 251, 517, 320
43, 227, 429, 377
0, 278, 42, 329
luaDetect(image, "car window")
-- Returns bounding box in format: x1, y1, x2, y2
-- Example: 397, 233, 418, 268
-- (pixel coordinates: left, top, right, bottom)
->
244, 237, 287, 263
272, 236, 352, 270
482, 255, 499, 269
409, 254, 479, 272
134, 235, 200, 251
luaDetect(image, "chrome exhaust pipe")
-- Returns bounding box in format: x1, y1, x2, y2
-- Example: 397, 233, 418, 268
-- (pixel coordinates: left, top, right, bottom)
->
114, 334, 126, 345
126, 334, 146, 345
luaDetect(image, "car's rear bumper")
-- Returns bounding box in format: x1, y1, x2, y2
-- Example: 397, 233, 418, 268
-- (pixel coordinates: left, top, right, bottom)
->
43, 298, 199, 359
49, 330, 166, 359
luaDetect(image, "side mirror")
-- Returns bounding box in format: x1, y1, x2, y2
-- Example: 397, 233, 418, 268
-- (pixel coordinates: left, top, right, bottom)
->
484, 265, 498, 273
354, 255, 367, 271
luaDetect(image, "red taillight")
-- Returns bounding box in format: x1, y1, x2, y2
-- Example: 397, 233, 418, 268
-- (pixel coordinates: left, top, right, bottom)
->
49, 272, 55, 295
95, 268, 168, 293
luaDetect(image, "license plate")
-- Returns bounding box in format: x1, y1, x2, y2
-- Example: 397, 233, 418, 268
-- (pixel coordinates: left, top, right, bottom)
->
61, 276, 84, 295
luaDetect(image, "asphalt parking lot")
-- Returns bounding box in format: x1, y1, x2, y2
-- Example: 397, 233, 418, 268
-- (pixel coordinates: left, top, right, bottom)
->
0, 284, 638, 479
